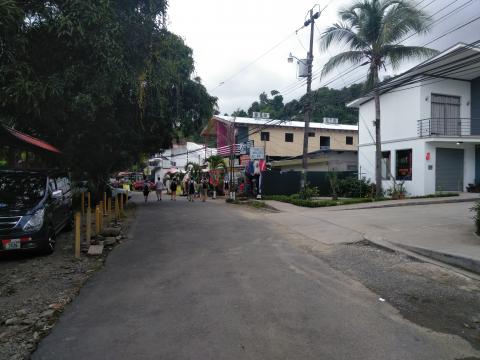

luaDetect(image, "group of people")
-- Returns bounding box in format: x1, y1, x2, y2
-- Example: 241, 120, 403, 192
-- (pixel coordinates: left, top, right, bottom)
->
142, 177, 209, 203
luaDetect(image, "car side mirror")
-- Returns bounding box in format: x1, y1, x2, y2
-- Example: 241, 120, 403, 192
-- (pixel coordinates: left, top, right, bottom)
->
52, 190, 62, 199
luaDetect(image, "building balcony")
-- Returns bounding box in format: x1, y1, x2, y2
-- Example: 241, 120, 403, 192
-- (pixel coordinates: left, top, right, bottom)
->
417, 118, 473, 137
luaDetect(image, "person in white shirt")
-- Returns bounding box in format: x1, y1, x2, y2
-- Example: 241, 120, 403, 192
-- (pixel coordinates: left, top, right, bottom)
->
155, 177, 164, 201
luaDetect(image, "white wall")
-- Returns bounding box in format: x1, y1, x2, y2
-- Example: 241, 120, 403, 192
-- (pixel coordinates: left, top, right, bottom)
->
358, 85, 421, 145
360, 139, 429, 196
361, 140, 477, 196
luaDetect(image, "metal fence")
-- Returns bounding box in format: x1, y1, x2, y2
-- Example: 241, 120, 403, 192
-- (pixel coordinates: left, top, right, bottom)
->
417, 118, 471, 137
262, 170, 356, 196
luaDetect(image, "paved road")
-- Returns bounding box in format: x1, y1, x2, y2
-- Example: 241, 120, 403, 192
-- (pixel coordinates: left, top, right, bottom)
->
34, 195, 478, 359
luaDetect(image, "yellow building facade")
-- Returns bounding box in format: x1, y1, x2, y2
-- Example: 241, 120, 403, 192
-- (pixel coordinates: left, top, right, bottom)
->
248, 125, 358, 157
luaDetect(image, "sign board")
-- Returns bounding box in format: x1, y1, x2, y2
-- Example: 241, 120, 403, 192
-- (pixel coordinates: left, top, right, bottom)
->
239, 142, 248, 155
250, 147, 265, 160
240, 155, 250, 165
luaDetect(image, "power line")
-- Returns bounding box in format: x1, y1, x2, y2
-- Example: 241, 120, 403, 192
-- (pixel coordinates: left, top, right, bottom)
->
208, 27, 307, 93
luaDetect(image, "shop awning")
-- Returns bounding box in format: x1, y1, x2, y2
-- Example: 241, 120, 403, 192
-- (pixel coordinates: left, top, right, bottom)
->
1, 124, 61, 154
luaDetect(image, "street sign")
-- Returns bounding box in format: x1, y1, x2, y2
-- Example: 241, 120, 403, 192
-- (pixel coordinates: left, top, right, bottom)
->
250, 147, 265, 160
239, 143, 248, 155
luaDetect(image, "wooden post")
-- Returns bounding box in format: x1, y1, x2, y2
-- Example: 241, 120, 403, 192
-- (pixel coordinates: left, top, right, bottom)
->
115, 195, 120, 222
106, 197, 111, 221
75, 212, 81, 258
86, 207, 92, 245
95, 205, 100, 236
103, 192, 107, 213
81, 192, 85, 215
99, 201, 104, 231
87, 192, 91, 210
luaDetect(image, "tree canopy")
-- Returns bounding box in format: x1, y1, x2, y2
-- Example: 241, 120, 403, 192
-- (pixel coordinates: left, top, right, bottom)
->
233, 83, 364, 124
0, 0, 216, 184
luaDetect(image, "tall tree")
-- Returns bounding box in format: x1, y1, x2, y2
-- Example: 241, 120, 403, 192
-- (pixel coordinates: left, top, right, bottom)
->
0, 0, 216, 191
319, 0, 437, 198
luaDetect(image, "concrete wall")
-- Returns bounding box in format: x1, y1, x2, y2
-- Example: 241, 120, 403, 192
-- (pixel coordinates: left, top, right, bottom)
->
358, 78, 475, 196
248, 126, 358, 157
359, 140, 476, 196
358, 84, 421, 145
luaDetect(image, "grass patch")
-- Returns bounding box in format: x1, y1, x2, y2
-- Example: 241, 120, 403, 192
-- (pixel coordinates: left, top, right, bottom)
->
264, 195, 378, 208
408, 192, 459, 199
226, 198, 273, 210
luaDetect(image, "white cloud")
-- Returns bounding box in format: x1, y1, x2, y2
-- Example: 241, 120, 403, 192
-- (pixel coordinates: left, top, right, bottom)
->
168, 0, 480, 114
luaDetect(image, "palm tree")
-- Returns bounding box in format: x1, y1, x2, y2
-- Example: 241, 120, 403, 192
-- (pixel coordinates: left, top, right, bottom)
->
320, 0, 438, 198
204, 155, 227, 172
185, 162, 202, 181
205, 155, 227, 196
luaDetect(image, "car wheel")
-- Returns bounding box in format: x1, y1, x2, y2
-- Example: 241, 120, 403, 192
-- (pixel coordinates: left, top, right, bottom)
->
39, 228, 56, 255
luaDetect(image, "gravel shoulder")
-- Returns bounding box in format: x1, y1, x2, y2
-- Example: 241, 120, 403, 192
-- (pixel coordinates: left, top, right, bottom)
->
0, 206, 135, 360
313, 240, 480, 351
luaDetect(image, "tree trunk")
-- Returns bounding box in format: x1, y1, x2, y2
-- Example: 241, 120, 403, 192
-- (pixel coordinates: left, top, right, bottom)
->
373, 66, 383, 199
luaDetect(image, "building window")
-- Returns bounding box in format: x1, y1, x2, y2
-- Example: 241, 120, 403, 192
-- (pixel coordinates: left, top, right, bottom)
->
260, 132, 270, 141
285, 133, 294, 142
346, 136, 353, 145
382, 151, 391, 180
396, 149, 412, 180
320, 136, 330, 149
308, 132, 315, 137
431, 94, 461, 136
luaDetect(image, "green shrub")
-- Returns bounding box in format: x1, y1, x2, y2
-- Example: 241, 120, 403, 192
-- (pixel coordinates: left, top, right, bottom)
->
337, 177, 372, 198
298, 185, 319, 200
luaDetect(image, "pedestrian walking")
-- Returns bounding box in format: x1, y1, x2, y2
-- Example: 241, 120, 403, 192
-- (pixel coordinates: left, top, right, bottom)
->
188, 179, 195, 202
155, 177, 164, 201
143, 182, 150, 203
170, 178, 177, 201
201, 177, 208, 202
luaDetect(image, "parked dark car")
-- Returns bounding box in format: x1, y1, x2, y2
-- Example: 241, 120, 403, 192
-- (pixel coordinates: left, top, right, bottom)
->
0, 170, 73, 255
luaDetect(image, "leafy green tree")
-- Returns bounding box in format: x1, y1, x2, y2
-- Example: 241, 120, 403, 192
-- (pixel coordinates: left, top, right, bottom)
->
0, 1, 216, 195
319, 0, 437, 197
231, 109, 248, 117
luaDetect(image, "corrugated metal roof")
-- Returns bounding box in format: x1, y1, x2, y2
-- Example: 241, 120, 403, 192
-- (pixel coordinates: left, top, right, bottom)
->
214, 115, 358, 131
1, 124, 61, 154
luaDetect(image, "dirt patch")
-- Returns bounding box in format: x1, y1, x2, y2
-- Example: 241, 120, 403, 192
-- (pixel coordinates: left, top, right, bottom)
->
316, 241, 480, 350
0, 206, 135, 360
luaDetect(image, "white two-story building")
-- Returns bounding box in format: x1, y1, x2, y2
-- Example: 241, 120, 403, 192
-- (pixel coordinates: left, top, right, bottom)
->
348, 42, 480, 196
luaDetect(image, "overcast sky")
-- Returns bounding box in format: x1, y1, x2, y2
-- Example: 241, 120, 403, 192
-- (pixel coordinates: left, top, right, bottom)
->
167, 0, 480, 115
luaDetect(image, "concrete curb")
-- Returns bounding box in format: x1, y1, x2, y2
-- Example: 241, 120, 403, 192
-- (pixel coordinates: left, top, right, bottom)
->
362, 235, 480, 281
338, 197, 479, 211
391, 242, 480, 275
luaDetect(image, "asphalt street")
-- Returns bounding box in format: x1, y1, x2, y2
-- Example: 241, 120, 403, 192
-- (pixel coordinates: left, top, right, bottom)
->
33, 194, 479, 359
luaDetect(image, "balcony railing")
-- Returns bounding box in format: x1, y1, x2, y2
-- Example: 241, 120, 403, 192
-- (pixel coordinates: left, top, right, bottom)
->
417, 118, 471, 137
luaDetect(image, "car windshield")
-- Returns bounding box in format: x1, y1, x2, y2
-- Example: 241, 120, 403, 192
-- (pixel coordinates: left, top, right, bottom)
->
0, 173, 47, 208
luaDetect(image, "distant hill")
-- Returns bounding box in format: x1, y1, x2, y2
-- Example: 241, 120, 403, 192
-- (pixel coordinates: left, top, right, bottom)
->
230, 83, 364, 125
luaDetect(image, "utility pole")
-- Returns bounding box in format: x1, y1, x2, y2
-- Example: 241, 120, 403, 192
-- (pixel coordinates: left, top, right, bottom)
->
299, 7, 320, 190
229, 117, 236, 200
